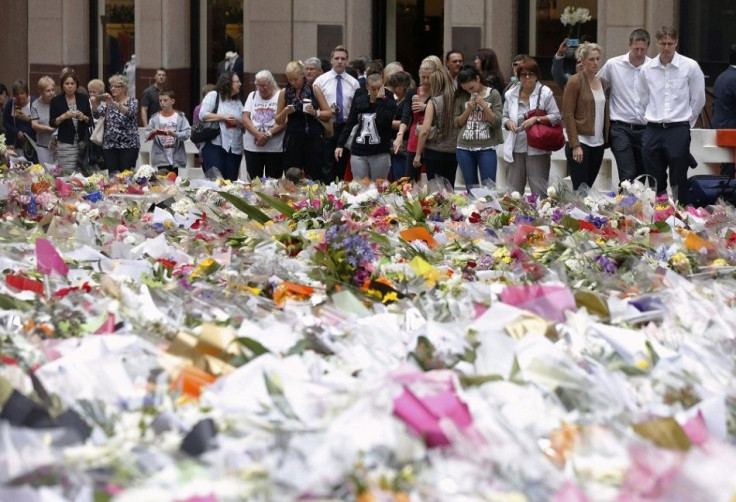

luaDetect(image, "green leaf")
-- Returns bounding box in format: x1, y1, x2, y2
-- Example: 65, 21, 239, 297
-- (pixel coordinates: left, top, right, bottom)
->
285, 339, 310, 356
255, 191, 296, 218
633, 416, 691, 451
459, 374, 504, 387
263, 372, 301, 421
232, 337, 270, 359
368, 231, 391, 247
560, 215, 581, 231
0, 293, 31, 311
217, 191, 271, 224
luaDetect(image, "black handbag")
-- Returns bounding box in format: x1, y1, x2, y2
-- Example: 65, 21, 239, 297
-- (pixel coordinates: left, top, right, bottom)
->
685, 175, 736, 207
190, 94, 220, 143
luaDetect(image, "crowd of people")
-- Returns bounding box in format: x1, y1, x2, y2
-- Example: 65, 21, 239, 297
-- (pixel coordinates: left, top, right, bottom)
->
3, 25, 735, 201
1, 67, 189, 176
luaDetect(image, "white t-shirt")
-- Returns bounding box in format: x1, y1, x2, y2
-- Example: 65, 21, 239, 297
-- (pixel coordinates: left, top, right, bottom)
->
578, 87, 606, 147
243, 90, 283, 152
158, 112, 178, 165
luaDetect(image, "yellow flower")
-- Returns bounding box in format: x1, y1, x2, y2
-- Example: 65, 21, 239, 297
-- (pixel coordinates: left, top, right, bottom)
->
382, 291, 398, 304
671, 252, 688, 266
711, 258, 729, 267
493, 247, 512, 264
635, 359, 650, 370
409, 256, 442, 286
191, 257, 220, 278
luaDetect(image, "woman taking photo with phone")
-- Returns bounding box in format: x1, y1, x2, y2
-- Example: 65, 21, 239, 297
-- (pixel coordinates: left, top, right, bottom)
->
92, 74, 139, 174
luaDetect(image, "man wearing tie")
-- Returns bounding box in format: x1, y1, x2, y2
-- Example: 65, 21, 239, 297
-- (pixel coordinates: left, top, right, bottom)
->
314, 44, 360, 182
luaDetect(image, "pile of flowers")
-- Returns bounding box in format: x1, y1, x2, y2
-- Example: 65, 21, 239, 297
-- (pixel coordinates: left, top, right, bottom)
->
1, 163, 736, 501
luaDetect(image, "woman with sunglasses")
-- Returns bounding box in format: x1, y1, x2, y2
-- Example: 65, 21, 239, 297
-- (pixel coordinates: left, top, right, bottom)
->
92, 74, 139, 173
502, 58, 561, 196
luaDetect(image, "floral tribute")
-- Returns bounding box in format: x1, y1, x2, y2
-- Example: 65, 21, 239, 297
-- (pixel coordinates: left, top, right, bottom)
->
560, 5, 592, 40
1, 155, 736, 501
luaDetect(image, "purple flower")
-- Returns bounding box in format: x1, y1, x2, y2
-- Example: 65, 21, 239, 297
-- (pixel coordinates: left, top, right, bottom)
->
353, 267, 371, 286
596, 255, 617, 275
619, 195, 638, 208
515, 215, 536, 224
586, 215, 608, 228
476, 254, 495, 270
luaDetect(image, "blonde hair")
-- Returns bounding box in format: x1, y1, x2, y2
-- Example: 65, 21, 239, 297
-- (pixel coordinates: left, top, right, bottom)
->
87, 79, 105, 94
576, 42, 602, 61
285, 61, 305, 77
37, 76, 55, 94
424, 59, 455, 138
419, 55, 445, 74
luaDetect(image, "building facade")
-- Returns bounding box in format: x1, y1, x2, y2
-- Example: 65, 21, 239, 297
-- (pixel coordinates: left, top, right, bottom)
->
0, 0, 731, 125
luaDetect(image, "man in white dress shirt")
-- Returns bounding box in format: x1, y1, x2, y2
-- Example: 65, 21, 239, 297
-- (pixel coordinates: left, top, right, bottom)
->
639, 26, 705, 202
597, 28, 651, 185
314, 44, 359, 181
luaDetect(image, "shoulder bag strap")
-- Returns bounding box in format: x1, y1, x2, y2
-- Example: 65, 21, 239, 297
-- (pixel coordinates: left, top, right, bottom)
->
535, 84, 544, 112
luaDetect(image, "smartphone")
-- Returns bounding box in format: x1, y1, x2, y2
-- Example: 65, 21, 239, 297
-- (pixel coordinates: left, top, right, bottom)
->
567, 38, 580, 47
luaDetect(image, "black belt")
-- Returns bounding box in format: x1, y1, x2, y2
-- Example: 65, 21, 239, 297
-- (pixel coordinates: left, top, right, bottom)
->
611, 120, 646, 131
646, 121, 689, 129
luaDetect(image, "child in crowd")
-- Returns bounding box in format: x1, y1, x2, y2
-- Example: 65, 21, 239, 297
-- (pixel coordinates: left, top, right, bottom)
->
285, 167, 306, 184
144, 90, 191, 175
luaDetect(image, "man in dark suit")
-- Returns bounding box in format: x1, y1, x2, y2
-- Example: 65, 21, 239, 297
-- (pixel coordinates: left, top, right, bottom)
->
217, 51, 244, 101
217, 51, 243, 79
712, 44, 736, 176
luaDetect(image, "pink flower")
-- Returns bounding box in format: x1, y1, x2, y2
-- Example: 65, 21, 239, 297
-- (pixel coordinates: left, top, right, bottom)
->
114, 225, 129, 240
617, 444, 684, 500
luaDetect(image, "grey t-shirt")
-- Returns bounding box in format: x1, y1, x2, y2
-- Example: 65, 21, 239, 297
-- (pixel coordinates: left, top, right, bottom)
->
30, 99, 53, 147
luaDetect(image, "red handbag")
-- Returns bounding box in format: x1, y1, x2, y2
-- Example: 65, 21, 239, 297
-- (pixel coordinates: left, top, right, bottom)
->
525, 85, 565, 151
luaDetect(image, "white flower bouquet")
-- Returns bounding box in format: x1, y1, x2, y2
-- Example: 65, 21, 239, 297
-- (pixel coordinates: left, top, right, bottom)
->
560, 6, 592, 39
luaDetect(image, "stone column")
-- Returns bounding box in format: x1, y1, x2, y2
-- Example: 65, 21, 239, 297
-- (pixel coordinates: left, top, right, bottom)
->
0, 0, 29, 85
136, 0, 191, 122
346, 0, 372, 62
28, 0, 90, 90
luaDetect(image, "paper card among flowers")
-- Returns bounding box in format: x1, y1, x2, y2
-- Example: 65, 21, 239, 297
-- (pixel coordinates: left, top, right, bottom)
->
499, 283, 577, 323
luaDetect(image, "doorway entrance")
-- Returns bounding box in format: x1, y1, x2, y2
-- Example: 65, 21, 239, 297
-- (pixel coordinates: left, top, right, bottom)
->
387, 0, 444, 78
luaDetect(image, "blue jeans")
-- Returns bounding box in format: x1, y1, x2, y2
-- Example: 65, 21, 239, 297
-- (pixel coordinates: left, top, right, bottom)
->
456, 148, 497, 187
201, 141, 242, 181
390, 152, 407, 181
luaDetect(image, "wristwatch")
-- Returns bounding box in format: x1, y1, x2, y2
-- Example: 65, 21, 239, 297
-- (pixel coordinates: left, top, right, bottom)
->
536, 117, 541, 123
265, 130, 273, 138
